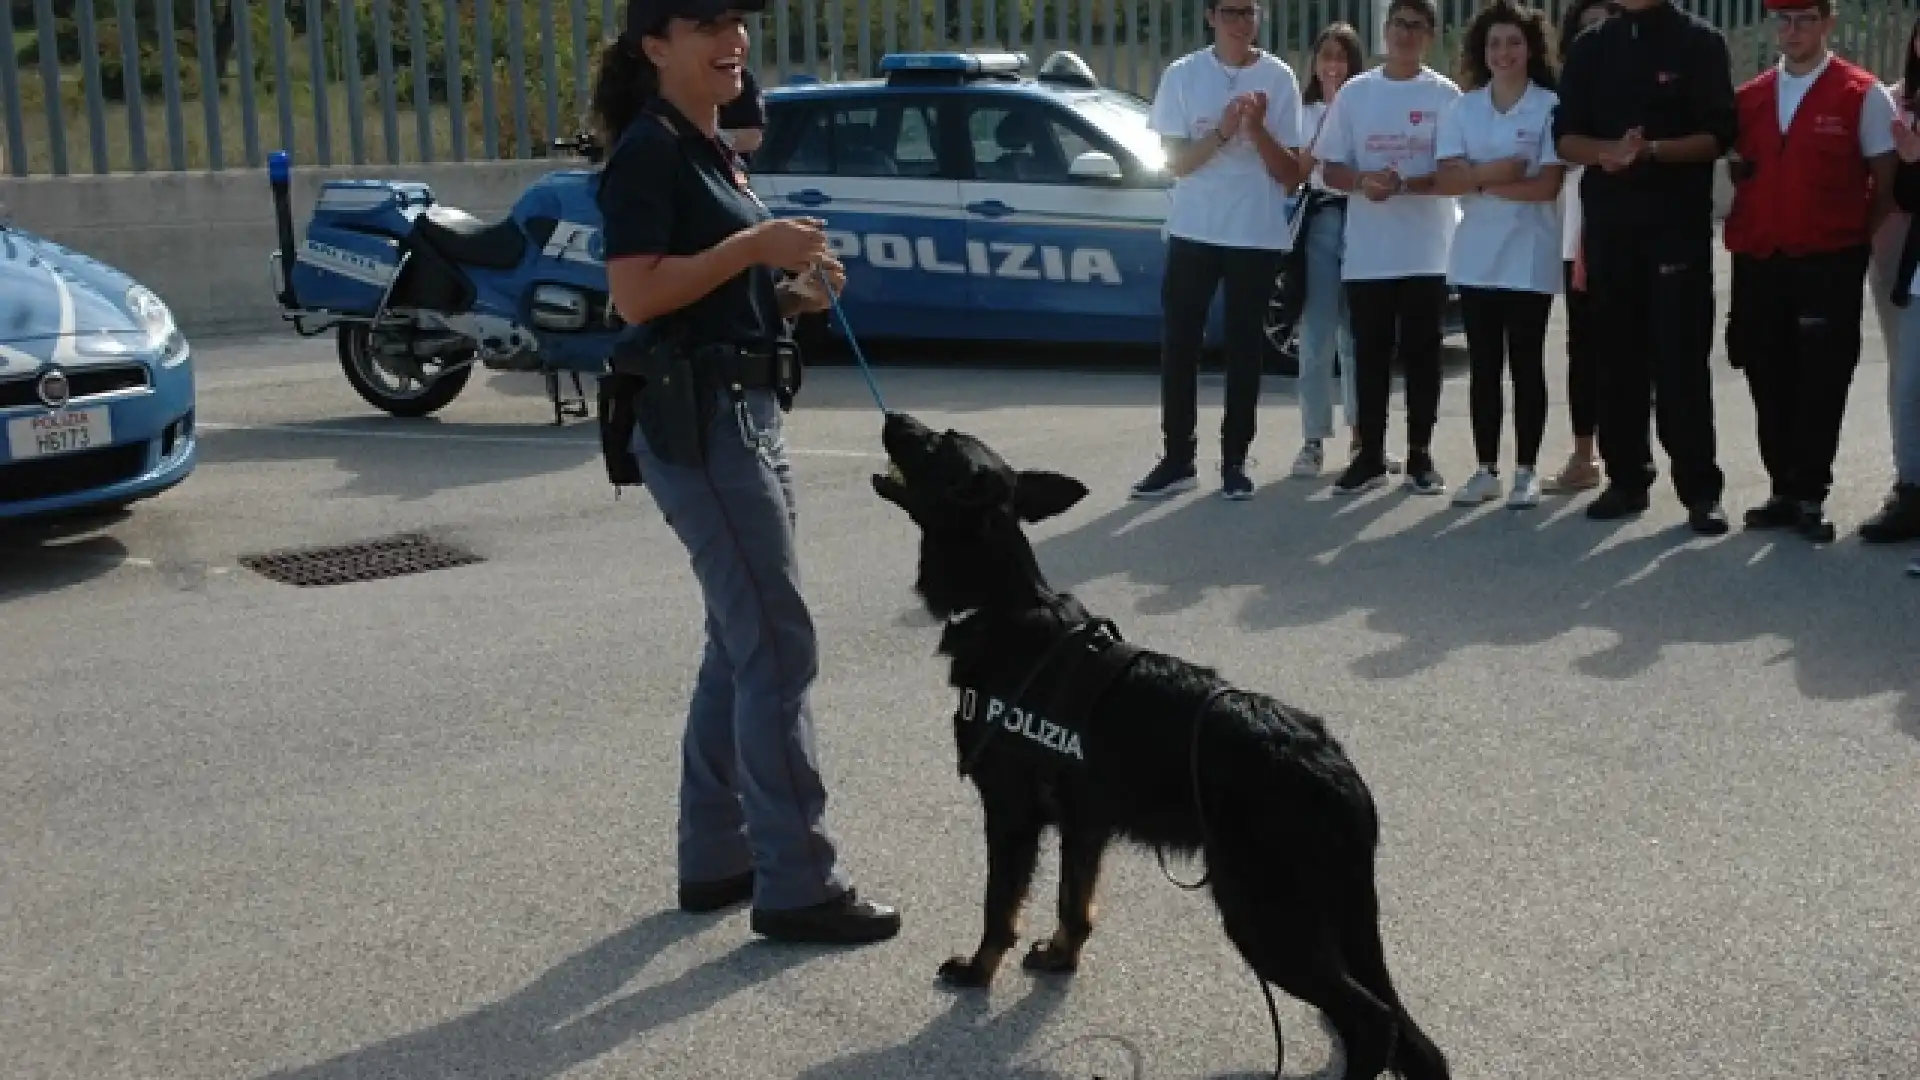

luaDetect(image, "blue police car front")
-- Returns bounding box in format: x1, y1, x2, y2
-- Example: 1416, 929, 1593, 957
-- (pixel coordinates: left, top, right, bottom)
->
0, 222, 198, 520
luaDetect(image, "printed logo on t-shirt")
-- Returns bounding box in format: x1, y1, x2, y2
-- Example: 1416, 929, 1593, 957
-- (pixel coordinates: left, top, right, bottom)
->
1363, 131, 1435, 165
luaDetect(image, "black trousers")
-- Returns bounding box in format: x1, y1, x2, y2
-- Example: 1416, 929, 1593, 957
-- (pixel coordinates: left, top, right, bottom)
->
1563, 259, 1601, 441
1725, 245, 1870, 506
1583, 224, 1724, 505
1159, 236, 1284, 465
1459, 286, 1553, 469
1345, 275, 1448, 456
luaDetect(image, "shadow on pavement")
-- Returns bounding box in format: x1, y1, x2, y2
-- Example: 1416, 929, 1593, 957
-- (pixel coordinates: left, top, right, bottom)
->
1029, 475, 1920, 741
255, 911, 818, 1080
792, 980, 1069, 1080
194, 417, 598, 501
0, 507, 135, 599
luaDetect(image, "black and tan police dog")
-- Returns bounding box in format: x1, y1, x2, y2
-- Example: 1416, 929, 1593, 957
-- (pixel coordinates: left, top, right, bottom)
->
870, 411, 1450, 1080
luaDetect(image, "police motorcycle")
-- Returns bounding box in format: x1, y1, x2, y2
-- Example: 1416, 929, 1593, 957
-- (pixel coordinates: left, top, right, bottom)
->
264, 132, 620, 424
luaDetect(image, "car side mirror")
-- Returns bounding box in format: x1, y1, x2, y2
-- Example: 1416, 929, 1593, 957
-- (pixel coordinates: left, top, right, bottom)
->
1067, 151, 1124, 183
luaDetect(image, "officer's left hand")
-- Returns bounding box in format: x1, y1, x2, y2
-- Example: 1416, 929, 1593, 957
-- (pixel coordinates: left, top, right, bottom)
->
782, 257, 845, 316
1891, 116, 1920, 164
812, 256, 847, 308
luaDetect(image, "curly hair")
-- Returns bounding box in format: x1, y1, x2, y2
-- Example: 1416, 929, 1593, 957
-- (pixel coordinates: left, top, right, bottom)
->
1458, 0, 1557, 93
590, 32, 664, 145
1302, 22, 1366, 105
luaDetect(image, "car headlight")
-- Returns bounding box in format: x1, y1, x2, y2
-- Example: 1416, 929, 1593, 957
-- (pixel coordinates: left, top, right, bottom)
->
127, 285, 188, 367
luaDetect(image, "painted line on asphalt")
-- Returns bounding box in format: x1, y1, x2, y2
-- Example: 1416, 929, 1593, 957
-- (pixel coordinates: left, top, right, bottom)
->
195, 420, 885, 458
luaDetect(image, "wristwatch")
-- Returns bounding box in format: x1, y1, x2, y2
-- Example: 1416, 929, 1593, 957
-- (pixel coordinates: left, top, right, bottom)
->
1647, 139, 1661, 163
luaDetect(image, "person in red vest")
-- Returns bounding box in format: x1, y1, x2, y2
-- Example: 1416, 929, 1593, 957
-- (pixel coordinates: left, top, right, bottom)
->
1722, 0, 1900, 543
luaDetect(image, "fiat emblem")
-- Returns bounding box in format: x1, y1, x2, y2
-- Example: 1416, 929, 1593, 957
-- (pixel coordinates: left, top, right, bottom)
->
37, 369, 70, 409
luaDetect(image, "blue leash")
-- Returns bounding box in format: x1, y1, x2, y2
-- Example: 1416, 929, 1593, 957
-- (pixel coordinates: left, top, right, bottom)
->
814, 264, 887, 413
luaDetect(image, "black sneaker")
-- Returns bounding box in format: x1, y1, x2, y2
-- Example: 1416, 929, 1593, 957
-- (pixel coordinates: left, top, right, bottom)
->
1859, 483, 1920, 543
1334, 452, 1388, 494
1796, 501, 1836, 544
1221, 459, 1254, 501
1402, 450, 1446, 496
1743, 496, 1800, 529
1130, 457, 1197, 499
1585, 485, 1650, 520
751, 889, 901, 945
1687, 500, 1730, 536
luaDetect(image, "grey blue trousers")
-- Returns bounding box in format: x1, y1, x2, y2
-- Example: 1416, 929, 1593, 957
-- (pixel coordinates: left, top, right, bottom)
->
629, 386, 850, 911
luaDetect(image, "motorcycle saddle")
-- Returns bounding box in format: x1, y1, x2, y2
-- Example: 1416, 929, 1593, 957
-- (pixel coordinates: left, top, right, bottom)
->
414, 206, 528, 270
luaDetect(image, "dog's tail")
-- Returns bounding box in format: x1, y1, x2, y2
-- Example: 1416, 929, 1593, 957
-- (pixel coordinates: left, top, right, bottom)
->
1342, 875, 1451, 1080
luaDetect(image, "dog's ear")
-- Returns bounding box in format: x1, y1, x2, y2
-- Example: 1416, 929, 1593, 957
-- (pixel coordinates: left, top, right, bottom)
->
1012, 470, 1087, 522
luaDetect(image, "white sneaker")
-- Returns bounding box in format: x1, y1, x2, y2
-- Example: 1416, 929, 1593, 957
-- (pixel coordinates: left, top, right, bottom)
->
1507, 467, 1541, 508
1291, 441, 1325, 478
1452, 467, 1501, 506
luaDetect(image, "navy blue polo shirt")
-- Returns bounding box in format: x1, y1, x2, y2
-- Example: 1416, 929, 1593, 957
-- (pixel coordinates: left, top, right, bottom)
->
595, 96, 783, 348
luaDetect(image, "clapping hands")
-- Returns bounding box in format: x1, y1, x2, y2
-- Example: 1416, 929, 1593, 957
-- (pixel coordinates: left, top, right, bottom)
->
1214, 91, 1270, 144
1359, 166, 1401, 201
1598, 127, 1647, 173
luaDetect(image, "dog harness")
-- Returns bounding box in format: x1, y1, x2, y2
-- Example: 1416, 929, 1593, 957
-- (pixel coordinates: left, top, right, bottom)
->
953, 602, 1142, 778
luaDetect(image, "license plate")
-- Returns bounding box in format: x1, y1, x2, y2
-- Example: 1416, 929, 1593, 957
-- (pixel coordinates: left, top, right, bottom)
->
6, 406, 114, 460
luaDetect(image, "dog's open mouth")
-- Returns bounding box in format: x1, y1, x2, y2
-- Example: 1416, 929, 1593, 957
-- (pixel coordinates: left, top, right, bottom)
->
872, 460, 908, 503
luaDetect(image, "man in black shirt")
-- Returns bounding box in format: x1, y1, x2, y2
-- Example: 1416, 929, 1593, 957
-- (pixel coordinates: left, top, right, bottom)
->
1553, 0, 1737, 534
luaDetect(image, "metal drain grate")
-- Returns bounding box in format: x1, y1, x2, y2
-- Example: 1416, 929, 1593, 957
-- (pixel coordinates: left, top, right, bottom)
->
237, 532, 483, 587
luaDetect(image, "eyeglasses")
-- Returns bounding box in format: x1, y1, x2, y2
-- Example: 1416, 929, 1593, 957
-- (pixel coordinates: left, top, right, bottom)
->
1388, 16, 1434, 32
1214, 5, 1261, 20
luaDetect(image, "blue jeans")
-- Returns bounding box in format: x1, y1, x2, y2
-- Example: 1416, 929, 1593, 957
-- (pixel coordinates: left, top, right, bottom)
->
1296, 196, 1357, 441
630, 386, 851, 911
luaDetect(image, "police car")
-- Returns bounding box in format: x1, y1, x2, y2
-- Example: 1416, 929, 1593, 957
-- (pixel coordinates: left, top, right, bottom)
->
748, 50, 1460, 375
0, 209, 198, 522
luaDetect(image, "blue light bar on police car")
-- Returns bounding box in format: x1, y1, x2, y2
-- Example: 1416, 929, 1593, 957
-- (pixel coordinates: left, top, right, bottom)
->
877, 51, 1027, 77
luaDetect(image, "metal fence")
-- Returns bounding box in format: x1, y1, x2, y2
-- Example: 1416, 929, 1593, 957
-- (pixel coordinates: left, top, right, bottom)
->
3, 0, 1914, 177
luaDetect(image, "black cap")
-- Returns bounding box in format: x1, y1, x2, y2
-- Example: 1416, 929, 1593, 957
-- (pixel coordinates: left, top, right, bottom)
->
625, 0, 767, 37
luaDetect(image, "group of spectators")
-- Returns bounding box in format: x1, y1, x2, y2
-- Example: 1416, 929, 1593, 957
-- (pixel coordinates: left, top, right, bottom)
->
1132, 0, 1920, 576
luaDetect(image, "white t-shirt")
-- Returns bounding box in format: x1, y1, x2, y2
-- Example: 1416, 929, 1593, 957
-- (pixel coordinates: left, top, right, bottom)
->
1291, 99, 1340, 192
1312, 65, 1462, 281
1149, 47, 1305, 251
1435, 82, 1565, 295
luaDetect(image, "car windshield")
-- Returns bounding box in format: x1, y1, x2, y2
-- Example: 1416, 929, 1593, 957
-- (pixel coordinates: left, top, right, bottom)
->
1069, 91, 1166, 173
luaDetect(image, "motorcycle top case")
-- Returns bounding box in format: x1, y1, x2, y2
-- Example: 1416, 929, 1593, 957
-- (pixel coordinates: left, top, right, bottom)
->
289, 180, 436, 317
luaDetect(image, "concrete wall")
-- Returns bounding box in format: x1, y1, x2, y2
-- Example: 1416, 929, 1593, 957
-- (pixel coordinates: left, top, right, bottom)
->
0, 160, 563, 338
0, 161, 1738, 342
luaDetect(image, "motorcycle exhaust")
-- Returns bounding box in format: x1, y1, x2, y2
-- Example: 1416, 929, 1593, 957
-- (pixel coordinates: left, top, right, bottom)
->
268, 150, 301, 310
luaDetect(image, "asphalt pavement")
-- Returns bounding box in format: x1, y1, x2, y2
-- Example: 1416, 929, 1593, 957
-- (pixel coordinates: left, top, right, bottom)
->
3, 290, 1918, 1080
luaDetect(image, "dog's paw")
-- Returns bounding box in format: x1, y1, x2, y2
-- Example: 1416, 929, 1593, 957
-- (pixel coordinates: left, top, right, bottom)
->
1021, 938, 1081, 975
936, 955, 993, 989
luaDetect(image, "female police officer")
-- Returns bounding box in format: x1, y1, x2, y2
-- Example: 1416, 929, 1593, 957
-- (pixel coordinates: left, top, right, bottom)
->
590, 0, 898, 945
